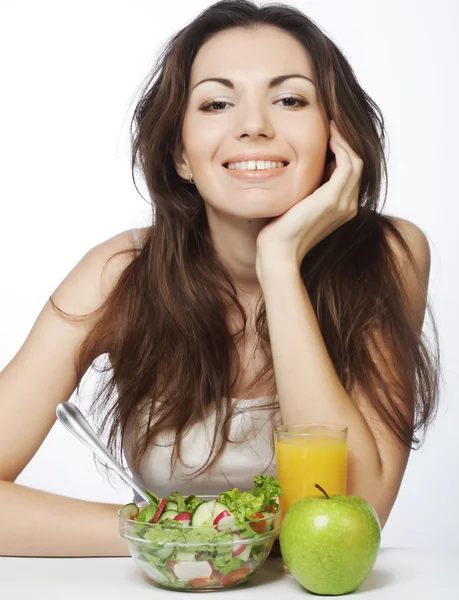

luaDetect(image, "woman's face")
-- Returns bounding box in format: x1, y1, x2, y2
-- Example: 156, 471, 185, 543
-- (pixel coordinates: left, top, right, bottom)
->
177, 24, 330, 222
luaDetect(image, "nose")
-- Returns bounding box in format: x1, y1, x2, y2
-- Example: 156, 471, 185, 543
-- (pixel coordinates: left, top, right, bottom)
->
235, 99, 275, 140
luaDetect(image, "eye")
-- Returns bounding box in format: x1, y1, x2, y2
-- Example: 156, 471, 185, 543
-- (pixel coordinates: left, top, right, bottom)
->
276, 96, 309, 109
199, 100, 230, 112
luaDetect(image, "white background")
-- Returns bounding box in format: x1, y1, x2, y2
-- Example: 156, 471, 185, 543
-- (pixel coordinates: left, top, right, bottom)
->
1, 0, 457, 550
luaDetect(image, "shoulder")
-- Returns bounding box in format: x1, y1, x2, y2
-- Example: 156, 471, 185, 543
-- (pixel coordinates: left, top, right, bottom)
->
384, 216, 431, 332
133, 226, 150, 249
51, 228, 148, 326
385, 216, 431, 280
94, 226, 152, 295
92, 229, 144, 296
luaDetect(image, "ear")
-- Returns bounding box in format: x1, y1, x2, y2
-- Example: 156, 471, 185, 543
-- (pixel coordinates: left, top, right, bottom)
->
174, 145, 191, 181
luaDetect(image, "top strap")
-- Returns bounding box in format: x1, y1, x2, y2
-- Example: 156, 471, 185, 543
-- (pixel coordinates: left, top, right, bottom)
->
131, 228, 142, 250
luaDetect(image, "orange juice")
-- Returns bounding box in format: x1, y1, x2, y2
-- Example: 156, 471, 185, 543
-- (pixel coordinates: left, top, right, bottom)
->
274, 425, 347, 518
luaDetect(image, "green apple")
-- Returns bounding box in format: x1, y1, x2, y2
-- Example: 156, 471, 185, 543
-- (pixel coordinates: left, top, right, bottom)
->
279, 484, 381, 595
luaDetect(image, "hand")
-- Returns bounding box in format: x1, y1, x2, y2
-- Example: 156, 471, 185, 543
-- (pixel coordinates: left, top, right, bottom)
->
255, 120, 364, 275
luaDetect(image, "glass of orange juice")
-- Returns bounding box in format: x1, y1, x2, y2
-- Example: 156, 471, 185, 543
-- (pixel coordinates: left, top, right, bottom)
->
274, 423, 348, 573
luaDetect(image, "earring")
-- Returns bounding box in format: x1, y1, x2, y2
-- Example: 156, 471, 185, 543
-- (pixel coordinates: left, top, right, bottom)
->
188, 173, 195, 184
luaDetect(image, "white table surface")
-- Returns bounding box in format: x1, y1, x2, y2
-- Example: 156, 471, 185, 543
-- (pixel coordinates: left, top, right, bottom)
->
0, 547, 457, 599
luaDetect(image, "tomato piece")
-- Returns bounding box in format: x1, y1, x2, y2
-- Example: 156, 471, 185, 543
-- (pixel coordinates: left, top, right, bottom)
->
188, 577, 214, 589
210, 568, 222, 583
187, 570, 221, 589
249, 512, 266, 534
265, 505, 277, 514
164, 559, 177, 573
219, 567, 252, 586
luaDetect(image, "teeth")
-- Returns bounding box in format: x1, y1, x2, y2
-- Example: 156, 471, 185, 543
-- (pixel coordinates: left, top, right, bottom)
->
226, 160, 286, 170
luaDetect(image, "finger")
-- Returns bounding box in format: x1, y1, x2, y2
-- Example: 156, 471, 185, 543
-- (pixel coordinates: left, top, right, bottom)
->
321, 157, 336, 184
329, 123, 363, 209
328, 137, 360, 215
328, 137, 353, 193
330, 122, 364, 177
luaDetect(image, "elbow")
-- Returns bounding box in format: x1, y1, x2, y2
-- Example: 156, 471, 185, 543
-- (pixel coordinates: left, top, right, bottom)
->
347, 471, 399, 532
378, 508, 390, 531
361, 479, 400, 532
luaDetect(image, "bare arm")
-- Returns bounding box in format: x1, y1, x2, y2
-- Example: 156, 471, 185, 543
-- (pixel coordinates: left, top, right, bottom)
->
258, 218, 431, 529
0, 481, 129, 557
0, 229, 138, 556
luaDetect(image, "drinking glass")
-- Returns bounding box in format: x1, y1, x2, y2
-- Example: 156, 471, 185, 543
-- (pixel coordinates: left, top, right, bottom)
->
274, 422, 348, 574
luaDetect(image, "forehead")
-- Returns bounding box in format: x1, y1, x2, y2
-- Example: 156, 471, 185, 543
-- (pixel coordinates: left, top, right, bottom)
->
189, 25, 314, 84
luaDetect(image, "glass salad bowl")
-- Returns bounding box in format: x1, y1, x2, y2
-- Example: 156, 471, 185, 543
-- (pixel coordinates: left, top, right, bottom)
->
118, 494, 281, 591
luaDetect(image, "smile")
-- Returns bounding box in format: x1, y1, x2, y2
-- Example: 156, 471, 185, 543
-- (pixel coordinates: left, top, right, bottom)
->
222, 162, 289, 181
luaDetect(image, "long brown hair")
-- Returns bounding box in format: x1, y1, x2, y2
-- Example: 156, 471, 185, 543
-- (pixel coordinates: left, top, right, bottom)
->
51, 0, 440, 483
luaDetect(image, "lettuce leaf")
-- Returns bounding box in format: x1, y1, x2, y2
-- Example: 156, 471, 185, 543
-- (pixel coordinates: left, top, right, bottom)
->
136, 504, 158, 524
217, 475, 282, 525
145, 490, 159, 506
184, 494, 206, 513
251, 542, 268, 562
218, 489, 264, 526
168, 491, 187, 513
237, 522, 259, 540
251, 474, 283, 509
218, 557, 242, 575
144, 523, 186, 545
144, 553, 163, 566
182, 525, 218, 546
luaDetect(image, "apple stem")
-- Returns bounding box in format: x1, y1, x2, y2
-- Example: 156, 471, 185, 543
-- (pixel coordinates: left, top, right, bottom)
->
315, 483, 330, 499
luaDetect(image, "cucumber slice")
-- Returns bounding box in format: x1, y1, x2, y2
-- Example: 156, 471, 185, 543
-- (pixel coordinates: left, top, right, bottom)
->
165, 501, 178, 512
119, 503, 139, 519
175, 551, 196, 561
238, 544, 252, 562
191, 501, 213, 526
260, 511, 273, 531
157, 510, 179, 522
212, 501, 228, 518
206, 499, 217, 515
151, 545, 174, 559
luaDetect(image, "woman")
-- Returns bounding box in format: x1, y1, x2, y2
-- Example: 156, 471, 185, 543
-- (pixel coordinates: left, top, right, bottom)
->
0, 0, 439, 557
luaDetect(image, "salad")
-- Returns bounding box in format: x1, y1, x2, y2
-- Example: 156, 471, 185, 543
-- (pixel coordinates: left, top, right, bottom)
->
119, 474, 283, 590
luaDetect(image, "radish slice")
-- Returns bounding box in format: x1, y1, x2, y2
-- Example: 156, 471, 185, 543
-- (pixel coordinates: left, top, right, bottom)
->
174, 512, 192, 527
172, 560, 213, 581
232, 531, 248, 556
151, 498, 167, 523
213, 510, 237, 532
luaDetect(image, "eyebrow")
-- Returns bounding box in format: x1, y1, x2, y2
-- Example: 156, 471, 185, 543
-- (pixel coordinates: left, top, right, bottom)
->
191, 73, 316, 92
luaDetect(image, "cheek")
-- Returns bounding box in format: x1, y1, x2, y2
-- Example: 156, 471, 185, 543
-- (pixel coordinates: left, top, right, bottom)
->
181, 115, 207, 164
301, 142, 328, 176
292, 119, 328, 163
183, 113, 221, 154
293, 145, 329, 198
